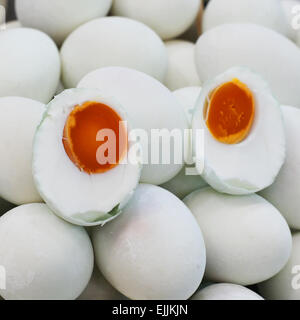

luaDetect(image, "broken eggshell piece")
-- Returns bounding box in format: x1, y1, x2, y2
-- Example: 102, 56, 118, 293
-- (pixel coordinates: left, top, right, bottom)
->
192, 67, 285, 195
32, 88, 142, 226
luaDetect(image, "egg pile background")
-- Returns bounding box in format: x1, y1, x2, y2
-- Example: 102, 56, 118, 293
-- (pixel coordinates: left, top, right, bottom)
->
0, 0, 300, 300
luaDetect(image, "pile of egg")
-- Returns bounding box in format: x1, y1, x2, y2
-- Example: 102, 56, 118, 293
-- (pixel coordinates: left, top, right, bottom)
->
0, 0, 300, 300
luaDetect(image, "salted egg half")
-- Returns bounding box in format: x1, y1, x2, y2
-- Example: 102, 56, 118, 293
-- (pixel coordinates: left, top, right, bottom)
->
192, 67, 285, 195
32, 88, 142, 226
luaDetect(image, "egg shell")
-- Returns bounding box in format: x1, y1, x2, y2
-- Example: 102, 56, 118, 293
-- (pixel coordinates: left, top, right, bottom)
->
195, 23, 300, 107
181, 1, 204, 42
183, 187, 292, 285
281, 0, 300, 41
203, 0, 288, 36
164, 40, 201, 91
260, 106, 300, 230
78, 67, 189, 185
0, 28, 60, 103
33, 88, 142, 226
161, 86, 207, 199
192, 283, 263, 300
78, 266, 126, 300
258, 232, 300, 300
92, 184, 206, 300
0, 203, 94, 300
16, 0, 112, 45
112, 0, 201, 40
61, 17, 167, 88
192, 67, 285, 195
0, 97, 44, 204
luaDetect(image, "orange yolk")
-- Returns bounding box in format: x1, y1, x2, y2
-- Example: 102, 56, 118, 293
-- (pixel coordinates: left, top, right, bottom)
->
204, 78, 255, 144
63, 101, 127, 174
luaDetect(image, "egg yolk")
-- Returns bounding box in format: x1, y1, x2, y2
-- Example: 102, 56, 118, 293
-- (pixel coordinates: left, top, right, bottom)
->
63, 101, 127, 174
204, 78, 255, 144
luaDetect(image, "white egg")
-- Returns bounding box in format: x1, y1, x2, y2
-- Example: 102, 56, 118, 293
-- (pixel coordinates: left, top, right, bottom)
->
0, 203, 94, 300
258, 232, 300, 300
78, 267, 126, 300
92, 184, 206, 300
61, 17, 167, 88
0, 97, 44, 204
161, 86, 207, 199
164, 40, 201, 91
260, 106, 300, 230
112, 0, 201, 40
192, 67, 285, 195
0, 28, 60, 103
203, 0, 288, 36
195, 23, 300, 106
33, 88, 141, 226
78, 67, 189, 185
281, 0, 300, 41
15, 0, 112, 45
192, 283, 263, 300
183, 187, 292, 285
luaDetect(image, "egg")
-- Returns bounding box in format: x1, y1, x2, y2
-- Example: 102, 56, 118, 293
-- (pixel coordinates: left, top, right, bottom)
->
164, 40, 201, 91
192, 67, 285, 195
112, 0, 201, 40
92, 184, 206, 300
0, 97, 44, 204
78, 267, 126, 300
61, 17, 167, 88
78, 67, 189, 185
192, 283, 263, 300
15, 0, 112, 45
203, 0, 288, 36
259, 106, 300, 230
281, 0, 300, 41
0, 28, 60, 103
161, 87, 207, 199
258, 232, 300, 300
33, 88, 141, 226
195, 23, 300, 106
183, 187, 292, 285
0, 203, 94, 300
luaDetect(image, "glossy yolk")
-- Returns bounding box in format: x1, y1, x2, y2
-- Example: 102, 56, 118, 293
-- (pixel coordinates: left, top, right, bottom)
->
63, 101, 127, 174
204, 78, 255, 144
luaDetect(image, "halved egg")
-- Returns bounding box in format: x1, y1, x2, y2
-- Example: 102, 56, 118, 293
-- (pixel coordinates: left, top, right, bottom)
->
32, 88, 142, 226
192, 67, 285, 195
